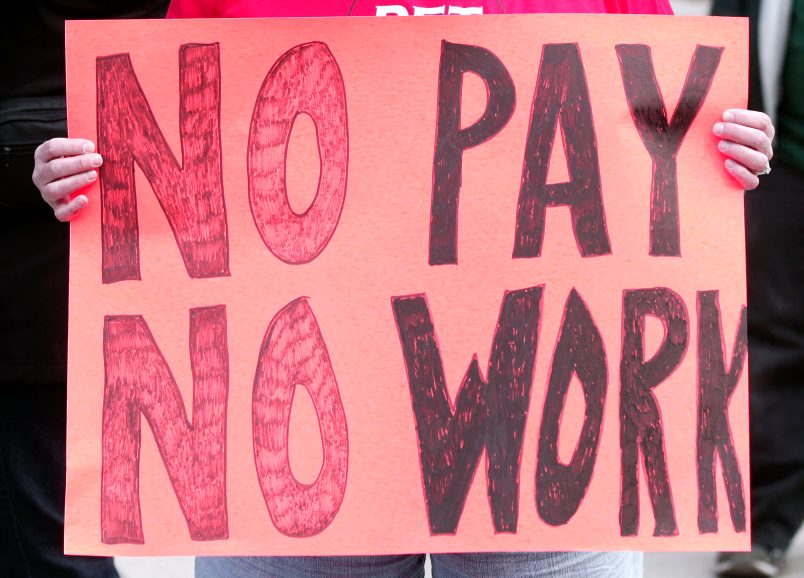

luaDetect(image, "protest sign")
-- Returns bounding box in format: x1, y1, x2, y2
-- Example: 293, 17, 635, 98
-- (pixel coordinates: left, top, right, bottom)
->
65, 14, 749, 555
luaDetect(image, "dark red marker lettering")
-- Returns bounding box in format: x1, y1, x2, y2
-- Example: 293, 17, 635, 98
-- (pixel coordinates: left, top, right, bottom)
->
536, 288, 607, 526
696, 291, 747, 533
97, 44, 228, 283
252, 298, 349, 537
430, 41, 516, 265
248, 42, 348, 264
392, 287, 542, 534
101, 306, 229, 543
515, 43, 611, 259
616, 44, 723, 257
620, 288, 688, 537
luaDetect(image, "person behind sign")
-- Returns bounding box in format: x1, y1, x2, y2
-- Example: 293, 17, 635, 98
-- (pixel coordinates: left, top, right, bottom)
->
710, 0, 804, 577
30, 1, 775, 577
0, 1, 169, 577
33, 1, 775, 221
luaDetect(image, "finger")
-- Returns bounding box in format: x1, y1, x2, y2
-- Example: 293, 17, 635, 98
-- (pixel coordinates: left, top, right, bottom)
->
33, 152, 103, 189
53, 195, 89, 222
40, 169, 98, 205
724, 158, 760, 191
34, 138, 96, 164
721, 109, 775, 140
713, 121, 773, 160
717, 140, 770, 174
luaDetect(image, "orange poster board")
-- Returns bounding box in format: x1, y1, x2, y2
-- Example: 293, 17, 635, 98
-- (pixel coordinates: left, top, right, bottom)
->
65, 14, 749, 555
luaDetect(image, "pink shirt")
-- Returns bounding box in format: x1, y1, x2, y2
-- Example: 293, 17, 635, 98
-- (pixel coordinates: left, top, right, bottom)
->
168, 0, 673, 19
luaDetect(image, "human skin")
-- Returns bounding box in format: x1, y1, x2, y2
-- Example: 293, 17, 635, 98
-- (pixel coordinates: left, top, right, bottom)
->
32, 108, 774, 221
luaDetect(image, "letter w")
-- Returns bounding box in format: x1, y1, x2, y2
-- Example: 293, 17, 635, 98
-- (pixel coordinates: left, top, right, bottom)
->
392, 287, 542, 534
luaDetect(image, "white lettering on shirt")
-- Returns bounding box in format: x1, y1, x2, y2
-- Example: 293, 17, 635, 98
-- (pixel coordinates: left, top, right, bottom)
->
375, 5, 485, 16
376, 5, 410, 15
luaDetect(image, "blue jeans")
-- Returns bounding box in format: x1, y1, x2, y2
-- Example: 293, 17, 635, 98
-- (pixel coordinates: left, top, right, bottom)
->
196, 552, 643, 577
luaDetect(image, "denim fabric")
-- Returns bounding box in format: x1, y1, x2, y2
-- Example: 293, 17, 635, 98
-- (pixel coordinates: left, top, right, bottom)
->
0, 381, 118, 577
196, 551, 643, 578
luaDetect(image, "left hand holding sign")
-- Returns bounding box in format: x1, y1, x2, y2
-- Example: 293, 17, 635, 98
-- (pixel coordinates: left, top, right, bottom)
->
713, 108, 775, 190
32, 137, 102, 221
34, 107, 774, 223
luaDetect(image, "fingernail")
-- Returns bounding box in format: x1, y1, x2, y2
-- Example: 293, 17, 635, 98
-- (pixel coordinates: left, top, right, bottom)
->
76, 195, 88, 207
714, 123, 725, 135
725, 159, 737, 169
718, 141, 729, 152
87, 170, 98, 181
83, 142, 95, 154
91, 154, 103, 167
723, 111, 735, 122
